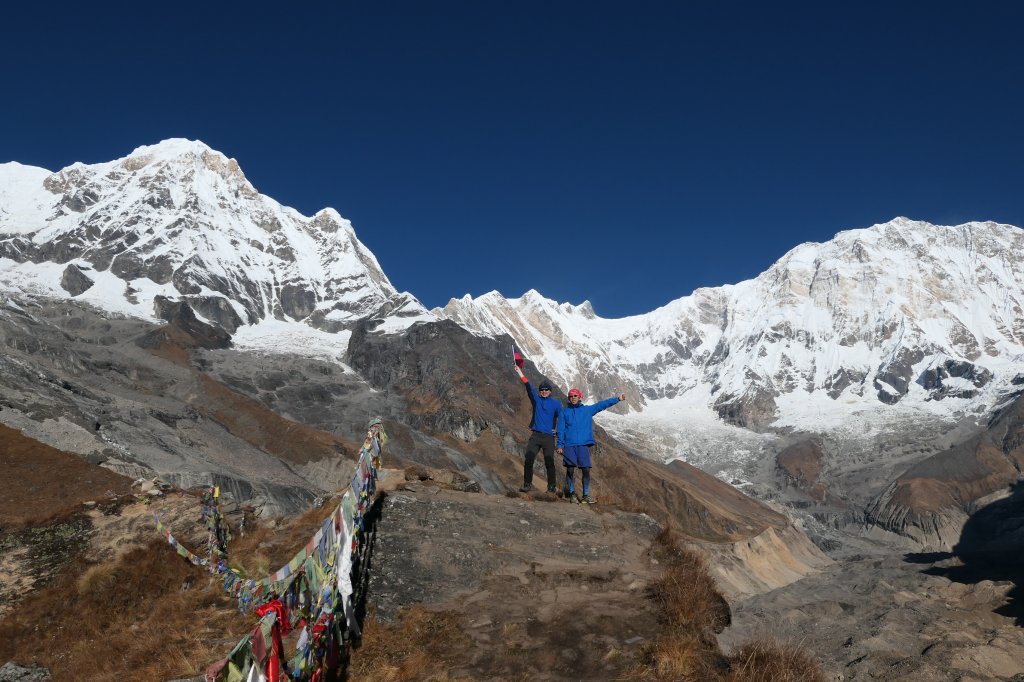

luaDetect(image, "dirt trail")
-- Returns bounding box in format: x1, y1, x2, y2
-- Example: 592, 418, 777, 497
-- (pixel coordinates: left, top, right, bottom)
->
367, 483, 668, 680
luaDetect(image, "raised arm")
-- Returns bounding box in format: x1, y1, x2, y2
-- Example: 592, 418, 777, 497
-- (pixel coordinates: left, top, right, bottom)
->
516, 364, 538, 402
591, 394, 626, 414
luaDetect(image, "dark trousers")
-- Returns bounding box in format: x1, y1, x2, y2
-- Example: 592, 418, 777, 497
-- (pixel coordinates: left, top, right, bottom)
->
524, 431, 557, 490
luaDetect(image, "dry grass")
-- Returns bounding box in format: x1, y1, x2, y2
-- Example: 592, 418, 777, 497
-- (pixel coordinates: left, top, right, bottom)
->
0, 483, 363, 681
626, 529, 826, 681
624, 528, 729, 680
0, 423, 134, 528
348, 606, 472, 681
0, 538, 252, 681
723, 637, 827, 682
634, 632, 722, 681
647, 529, 731, 636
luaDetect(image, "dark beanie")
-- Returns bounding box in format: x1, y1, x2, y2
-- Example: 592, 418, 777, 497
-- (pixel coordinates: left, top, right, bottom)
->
539, 381, 553, 391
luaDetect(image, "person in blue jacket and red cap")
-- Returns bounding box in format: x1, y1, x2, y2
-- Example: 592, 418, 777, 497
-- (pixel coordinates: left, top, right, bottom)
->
514, 363, 562, 493
557, 387, 626, 504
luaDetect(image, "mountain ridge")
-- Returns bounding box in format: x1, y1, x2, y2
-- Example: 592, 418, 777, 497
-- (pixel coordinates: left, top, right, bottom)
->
4, 139, 1024, 554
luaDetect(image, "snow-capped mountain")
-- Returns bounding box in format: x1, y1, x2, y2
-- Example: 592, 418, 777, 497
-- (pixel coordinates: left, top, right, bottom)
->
0, 139, 429, 348
437, 219, 1024, 476
4, 140, 1024, 495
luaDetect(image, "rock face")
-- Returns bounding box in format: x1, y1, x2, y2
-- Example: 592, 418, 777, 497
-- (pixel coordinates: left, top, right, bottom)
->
0, 662, 51, 682
865, 390, 1024, 550
59, 263, 93, 296
0, 295, 356, 515
143, 298, 232, 352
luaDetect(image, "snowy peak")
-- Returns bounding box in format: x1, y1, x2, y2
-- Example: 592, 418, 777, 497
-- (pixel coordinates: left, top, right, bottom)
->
438, 219, 1024, 446
120, 138, 256, 194
0, 139, 430, 336
752, 219, 1024, 359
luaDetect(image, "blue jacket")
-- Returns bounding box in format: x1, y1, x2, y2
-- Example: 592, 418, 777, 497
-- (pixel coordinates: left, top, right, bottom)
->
524, 381, 562, 435
557, 397, 621, 449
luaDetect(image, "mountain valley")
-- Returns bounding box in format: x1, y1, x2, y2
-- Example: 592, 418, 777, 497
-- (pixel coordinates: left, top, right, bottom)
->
2, 139, 1023, 679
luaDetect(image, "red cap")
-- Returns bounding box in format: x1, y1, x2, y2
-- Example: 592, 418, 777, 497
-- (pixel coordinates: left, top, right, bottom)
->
567, 388, 583, 399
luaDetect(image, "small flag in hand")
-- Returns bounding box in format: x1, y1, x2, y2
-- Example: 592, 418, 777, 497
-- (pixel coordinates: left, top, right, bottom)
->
513, 346, 524, 369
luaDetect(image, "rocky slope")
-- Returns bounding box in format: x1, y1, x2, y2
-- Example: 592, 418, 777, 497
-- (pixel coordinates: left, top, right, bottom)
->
864, 387, 1024, 550
0, 293, 359, 515
720, 549, 1024, 681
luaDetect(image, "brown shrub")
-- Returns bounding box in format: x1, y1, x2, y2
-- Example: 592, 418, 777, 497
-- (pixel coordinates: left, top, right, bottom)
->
724, 638, 826, 682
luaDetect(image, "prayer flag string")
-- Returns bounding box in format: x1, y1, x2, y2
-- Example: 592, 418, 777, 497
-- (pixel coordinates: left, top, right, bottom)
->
153, 417, 387, 682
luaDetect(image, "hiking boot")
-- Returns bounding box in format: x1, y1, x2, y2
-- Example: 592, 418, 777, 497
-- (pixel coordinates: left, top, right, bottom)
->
581, 495, 596, 505
546, 486, 557, 493
518, 484, 534, 493
568, 492, 581, 504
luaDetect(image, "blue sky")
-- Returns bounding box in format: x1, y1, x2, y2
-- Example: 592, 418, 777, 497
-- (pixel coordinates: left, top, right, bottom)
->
2, 2, 1022, 318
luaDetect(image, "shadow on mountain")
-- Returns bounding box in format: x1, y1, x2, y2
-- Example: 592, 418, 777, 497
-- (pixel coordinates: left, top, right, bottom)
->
906, 481, 1024, 626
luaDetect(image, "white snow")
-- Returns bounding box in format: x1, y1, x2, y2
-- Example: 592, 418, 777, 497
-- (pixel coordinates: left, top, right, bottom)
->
232, 318, 353, 364
0, 163, 52, 234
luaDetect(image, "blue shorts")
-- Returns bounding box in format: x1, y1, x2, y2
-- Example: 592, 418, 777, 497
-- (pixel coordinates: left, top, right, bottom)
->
562, 444, 592, 468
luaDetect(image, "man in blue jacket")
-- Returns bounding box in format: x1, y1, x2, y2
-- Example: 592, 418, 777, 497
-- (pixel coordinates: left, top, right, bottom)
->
556, 387, 626, 504
515, 364, 562, 493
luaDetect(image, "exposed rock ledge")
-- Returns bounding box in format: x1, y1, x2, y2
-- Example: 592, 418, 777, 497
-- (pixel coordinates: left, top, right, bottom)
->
706, 522, 834, 598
